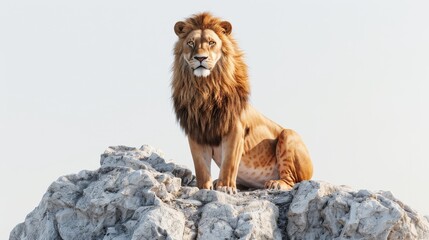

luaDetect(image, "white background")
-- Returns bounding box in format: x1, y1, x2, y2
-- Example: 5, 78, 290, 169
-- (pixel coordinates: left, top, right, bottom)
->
1, 1, 428, 238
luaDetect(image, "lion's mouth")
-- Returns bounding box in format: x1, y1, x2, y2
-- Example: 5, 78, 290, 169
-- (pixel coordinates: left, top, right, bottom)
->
192, 66, 211, 77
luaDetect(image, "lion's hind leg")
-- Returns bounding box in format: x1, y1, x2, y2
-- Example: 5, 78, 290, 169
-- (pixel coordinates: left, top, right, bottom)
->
265, 129, 313, 190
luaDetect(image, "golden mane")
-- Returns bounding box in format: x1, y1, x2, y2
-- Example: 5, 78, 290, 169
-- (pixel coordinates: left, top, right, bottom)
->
171, 13, 250, 145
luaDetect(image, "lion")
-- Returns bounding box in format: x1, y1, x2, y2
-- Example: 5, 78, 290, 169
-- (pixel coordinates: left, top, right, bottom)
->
172, 13, 313, 194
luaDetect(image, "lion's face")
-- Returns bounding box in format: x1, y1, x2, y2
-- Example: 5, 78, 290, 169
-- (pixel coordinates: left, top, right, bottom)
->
181, 29, 223, 78
174, 19, 232, 78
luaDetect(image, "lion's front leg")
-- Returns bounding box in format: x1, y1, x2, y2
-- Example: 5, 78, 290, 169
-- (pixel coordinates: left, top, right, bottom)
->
188, 137, 213, 190
216, 123, 244, 194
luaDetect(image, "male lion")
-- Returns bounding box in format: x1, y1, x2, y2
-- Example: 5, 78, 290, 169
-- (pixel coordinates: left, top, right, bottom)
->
172, 13, 313, 194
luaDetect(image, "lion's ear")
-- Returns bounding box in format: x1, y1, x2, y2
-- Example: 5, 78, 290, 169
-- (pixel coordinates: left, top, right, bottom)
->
174, 21, 188, 37
220, 21, 232, 35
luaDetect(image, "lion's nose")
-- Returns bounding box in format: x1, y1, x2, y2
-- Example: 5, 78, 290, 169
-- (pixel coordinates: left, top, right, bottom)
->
194, 56, 208, 62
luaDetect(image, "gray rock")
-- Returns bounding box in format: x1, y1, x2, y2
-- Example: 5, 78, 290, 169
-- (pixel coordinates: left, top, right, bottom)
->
287, 181, 429, 240
10, 145, 429, 240
198, 200, 281, 240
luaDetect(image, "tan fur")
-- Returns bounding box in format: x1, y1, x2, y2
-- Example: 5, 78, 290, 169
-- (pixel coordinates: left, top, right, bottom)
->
172, 13, 313, 193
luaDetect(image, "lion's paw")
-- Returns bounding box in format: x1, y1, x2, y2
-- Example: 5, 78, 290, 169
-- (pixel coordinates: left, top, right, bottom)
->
216, 186, 237, 194
214, 179, 237, 194
198, 180, 214, 190
264, 180, 293, 191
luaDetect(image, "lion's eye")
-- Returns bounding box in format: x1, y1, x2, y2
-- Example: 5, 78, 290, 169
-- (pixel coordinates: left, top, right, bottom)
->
187, 41, 194, 48
209, 41, 216, 46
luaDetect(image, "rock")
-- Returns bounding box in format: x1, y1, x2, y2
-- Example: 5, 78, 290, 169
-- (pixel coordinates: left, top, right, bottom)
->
10, 145, 429, 240
198, 199, 281, 240
287, 181, 429, 239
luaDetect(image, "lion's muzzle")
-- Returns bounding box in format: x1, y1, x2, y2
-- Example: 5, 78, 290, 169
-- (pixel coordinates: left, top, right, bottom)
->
190, 55, 211, 77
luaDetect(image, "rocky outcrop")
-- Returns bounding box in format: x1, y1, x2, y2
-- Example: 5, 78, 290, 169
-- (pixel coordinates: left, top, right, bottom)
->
10, 145, 429, 240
